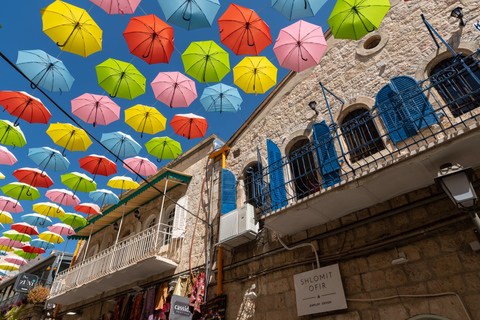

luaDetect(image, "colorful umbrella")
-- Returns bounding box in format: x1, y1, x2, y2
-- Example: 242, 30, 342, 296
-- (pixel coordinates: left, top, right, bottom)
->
327, 0, 390, 40
0, 146, 17, 165
181, 41, 230, 83
96, 58, 146, 100
0, 211, 13, 224
125, 105, 167, 138
61, 172, 97, 194
0, 246, 14, 252
71, 93, 121, 127
11, 222, 39, 236
218, 4, 272, 56
21, 213, 54, 227
5, 256, 28, 266
40, 0, 103, 57
3, 230, 31, 243
123, 156, 157, 177
12, 167, 54, 188
0, 251, 8, 256
0, 237, 22, 248
89, 189, 120, 206
20, 246, 46, 254
170, 113, 208, 139
90, 0, 141, 15
28, 147, 70, 172
45, 189, 81, 206
1, 182, 40, 201
123, 14, 174, 64
100, 132, 142, 159
74, 203, 101, 215
48, 223, 75, 236
158, 0, 220, 30
46, 123, 92, 156
107, 176, 140, 191
200, 83, 242, 113
0, 263, 19, 271
151, 72, 197, 108
0, 196, 23, 213
13, 250, 38, 260
60, 212, 87, 228
0, 91, 51, 125
16, 49, 75, 93
271, 0, 327, 20
79, 155, 117, 179
0, 173, 4, 180
233, 57, 277, 94
38, 231, 64, 244
0, 120, 27, 148
32, 202, 65, 218
145, 137, 182, 161
273, 20, 327, 73
30, 239, 55, 250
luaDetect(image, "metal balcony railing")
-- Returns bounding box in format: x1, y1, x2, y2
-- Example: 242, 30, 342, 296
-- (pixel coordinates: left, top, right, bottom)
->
250, 50, 480, 216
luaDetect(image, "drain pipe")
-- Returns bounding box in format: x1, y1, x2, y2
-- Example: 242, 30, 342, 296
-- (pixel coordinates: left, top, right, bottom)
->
216, 151, 227, 296
204, 158, 214, 301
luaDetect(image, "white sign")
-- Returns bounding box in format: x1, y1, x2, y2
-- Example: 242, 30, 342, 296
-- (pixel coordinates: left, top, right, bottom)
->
293, 264, 347, 316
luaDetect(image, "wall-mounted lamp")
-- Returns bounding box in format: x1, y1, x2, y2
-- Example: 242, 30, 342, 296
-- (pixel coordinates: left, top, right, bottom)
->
134, 209, 141, 221
451, 7, 466, 26
308, 101, 319, 115
113, 222, 119, 231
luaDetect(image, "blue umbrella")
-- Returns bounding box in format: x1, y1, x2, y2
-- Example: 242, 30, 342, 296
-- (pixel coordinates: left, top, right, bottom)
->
101, 132, 142, 159
271, 0, 327, 20
0, 270, 7, 275
0, 251, 7, 256
89, 189, 119, 206
28, 147, 70, 172
0, 223, 3, 232
29, 239, 55, 250
158, 0, 220, 30
200, 83, 242, 113
21, 213, 53, 228
16, 50, 75, 93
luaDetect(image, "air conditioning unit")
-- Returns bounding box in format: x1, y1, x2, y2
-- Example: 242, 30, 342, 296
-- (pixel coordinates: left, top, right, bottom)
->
218, 204, 258, 248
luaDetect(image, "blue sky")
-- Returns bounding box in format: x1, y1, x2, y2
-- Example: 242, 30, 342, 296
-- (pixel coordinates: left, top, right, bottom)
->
0, 0, 335, 257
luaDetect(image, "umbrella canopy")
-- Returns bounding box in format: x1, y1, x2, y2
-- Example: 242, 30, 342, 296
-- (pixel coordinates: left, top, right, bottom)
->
79, 155, 117, 178
96, 58, 146, 100
30, 239, 55, 250
181, 41, 230, 83
45, 189, 81, 206
200, 83, 242, 113
20, 245, 46, 254
60, 213, 87, 228
145, 137, 182, 161
46, 123, 92, 155
0, 120, 27, 148
32, 202, 65, 218
0, 263, 19, 271
5, 256, 28, 265
273, 20, 327, 73
90, 0, 141, 15
40, 0, 103, 57
1, 182, 40, 201
0, 237, 22, 248
271, 0, 327, 20
0, 211, 13, 224
11, 222, 39, 236
125, 105, 167, 138
0, 173, 4, 180
38, 231, 64, 244
123, 156, 157, 176
0, 91, 51, 125
61, 172, 97, 194
158, 0, 220, 30
0, 146, 17, 166
233, 57, 277, 94
74, 203, 101, 215
0, 251, 7, 256
218, 4, 272, 56
123, 14, 174, 64
71, 93, 120, 127
100, 132, 142, 159
21, 213, 54, 227
48, 223, 76, 236
0, 196, 23, 213
151, 72, 197, 108
170, 113, 208, 139
28, 147, 70, 172
327, 0, 390, 40
16, 49, 75, 93
3, 230, 31, 243
89, 189, 120, 206
107, 176, 140, 191
12, 167, 54, 188
13, 250, 38, 260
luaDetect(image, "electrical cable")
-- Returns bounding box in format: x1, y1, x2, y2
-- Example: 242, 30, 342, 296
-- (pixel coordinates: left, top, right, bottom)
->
276, 232, 320, 269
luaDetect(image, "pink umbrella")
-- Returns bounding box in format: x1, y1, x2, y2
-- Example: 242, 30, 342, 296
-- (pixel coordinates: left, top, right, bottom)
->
123, 156, 157, 176
5, 256, 27, 266
151, 72, 197, 108
48, 223, 75, 236
71, 93, 120, 127
45, 189, 81, 206
273, 20, 327, 73
0, 146, 17, 165
0, 196, 23, 213
0, 237, 23, 248
90, 0, 141, 15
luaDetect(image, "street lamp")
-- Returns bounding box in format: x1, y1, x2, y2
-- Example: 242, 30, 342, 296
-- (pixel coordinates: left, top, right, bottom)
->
450, 7, 466, 27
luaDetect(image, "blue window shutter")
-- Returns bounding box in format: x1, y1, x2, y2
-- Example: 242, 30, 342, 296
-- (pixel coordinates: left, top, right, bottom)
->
376, 84, 410, 143
221, 169, 236, 215
312, 121, 341, 187
266, 139, 288, 210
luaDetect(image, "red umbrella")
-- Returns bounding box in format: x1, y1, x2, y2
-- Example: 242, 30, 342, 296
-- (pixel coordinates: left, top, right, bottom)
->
218, 4, 272, 56
11, 222, 39, 236
12, 167, 54, 188
74, 203, 101, 215
79, 155, 117, 179
123, 14, 174, 65
21, 245, 46, 254
170, 113, 208, 139
0, 91, 51, 125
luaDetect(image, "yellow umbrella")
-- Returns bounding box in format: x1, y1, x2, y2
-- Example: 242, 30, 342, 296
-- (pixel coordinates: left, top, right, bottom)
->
107, 176, 140, 191
124, 105, 167, 138
38, 231, 64, 244
0, 245, 14, 252
46, 123, 92, 156
233, 57, 277, 94
0, 262, 19, 271
40, 0, 103, 57
0, 173, 5, 179
0, 211, 13, 224
32, 202, 65, 218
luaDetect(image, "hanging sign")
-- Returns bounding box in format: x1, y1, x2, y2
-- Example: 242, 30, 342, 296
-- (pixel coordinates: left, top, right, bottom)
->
13, 273, 39, 293
474, 21, 480, 33
293, 264, 347, 316
170, 295, 193, 320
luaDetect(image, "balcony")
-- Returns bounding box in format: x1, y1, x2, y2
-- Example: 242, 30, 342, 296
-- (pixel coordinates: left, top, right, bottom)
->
251, 50, 480, 235
48, 224, 183, 305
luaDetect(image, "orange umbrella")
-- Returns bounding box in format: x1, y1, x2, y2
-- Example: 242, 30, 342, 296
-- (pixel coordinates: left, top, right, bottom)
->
170, 113, 208, 139
218, 4, 272, 56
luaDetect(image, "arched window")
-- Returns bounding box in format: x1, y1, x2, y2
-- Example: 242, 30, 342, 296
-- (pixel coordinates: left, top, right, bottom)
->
430, 55, 480, 117
101, 234, 113, 251
244, 162, 260, 206
288, 138, 319, 199
163, 205, 176, 244
340, 108, 385, 162
120, 230, 131, 240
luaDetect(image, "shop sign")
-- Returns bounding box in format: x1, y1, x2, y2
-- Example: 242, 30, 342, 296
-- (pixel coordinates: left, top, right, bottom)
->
13, 273, 39, 293
293, 264, 347, 316
170, 295, 193, 320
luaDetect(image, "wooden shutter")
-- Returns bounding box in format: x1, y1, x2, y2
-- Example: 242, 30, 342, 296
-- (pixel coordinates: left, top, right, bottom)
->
376, 83, 411, 143
221, 169, 236, 215
173, 196, 187, 238
267, 139, 288, 210
312, 121, 341, 187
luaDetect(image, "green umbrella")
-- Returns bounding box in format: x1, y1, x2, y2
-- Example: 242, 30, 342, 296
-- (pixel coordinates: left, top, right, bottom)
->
95, 58, 146, 100
181, 41, 230, 83
61, 172, 97, 194
1, 182, 40, 201
327, 0, 390, 40
60, 212, 87, 228
3, 230, 31, 242
14, 249, 38, 260
0, 120, 27, 148
145, 137, 182, 162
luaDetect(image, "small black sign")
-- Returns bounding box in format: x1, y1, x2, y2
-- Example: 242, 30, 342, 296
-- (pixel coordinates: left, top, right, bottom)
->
170, 295, 193, 320
13, 273, 39, 293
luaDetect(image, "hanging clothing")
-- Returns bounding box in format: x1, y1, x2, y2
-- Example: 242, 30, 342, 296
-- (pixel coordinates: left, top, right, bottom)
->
189, 273, 205, 313
154, 282, 169, 311
120, 294, 134, 320
113, 295, 125, 320
140, 287, 156, 320
173, 275, 192, 297
129, 293, 144, 320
